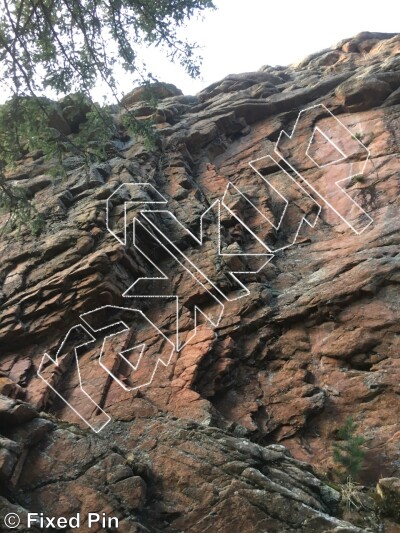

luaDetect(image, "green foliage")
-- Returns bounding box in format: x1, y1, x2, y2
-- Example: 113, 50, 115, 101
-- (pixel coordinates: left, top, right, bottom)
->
0, 92, 159, 234
0, 0, 215, 235
72, 104, 116, 162
333, 417, 366, 481
0, 0, 215, 98
121, 111, 158, 150
351, 174, 365, 184
0, 96, 65, 166
0, 173, 45, 236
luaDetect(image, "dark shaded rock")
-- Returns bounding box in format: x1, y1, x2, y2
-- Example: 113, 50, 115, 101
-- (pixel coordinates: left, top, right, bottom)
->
59, 93, 92, 133
47, 106, 71, 135
335, 76, 392, 111
0, 447, 18, 480
7, 418, 54, 446
377, 478, 400, 521
0, 396, 37, 425
121, 82, 183, 107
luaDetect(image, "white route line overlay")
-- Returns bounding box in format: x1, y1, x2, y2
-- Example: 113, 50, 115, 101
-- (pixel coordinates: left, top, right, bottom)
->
245, 154, 321, 252
37, 324, 111, 433
80, 306, 176, 391
275, 103, 373, 235
38, 103, 375, 432
126, 212, 226, 352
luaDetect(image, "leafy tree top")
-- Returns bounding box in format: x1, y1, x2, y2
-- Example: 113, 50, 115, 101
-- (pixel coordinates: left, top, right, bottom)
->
0, 0, 215, 99
0, 0, 215, 236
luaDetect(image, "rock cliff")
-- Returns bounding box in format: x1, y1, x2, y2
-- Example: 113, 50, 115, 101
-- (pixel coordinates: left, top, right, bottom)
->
0, 32, 399, 532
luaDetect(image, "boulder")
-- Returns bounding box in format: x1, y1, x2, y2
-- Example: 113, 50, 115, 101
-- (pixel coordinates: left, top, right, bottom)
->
335, 76, 392, 111
0, 395, 37, 425
121, 82, 183, 107
377, 478, 400, 521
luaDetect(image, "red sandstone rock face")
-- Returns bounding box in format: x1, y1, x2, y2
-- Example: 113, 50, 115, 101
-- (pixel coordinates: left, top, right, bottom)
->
0, 31, 399, 532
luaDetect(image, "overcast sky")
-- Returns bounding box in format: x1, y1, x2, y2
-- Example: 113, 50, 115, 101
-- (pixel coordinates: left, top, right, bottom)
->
125, 0, 398, 97
0, 0, 397, 104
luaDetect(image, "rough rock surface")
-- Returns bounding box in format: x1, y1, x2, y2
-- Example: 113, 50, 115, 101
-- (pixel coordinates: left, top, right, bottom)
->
1, 401, 365, 532
0, 32, 399, 532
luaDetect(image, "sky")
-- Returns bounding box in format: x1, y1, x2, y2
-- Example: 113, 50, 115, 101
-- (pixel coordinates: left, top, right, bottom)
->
123, 0, 398, 97
0, 0, 398, 103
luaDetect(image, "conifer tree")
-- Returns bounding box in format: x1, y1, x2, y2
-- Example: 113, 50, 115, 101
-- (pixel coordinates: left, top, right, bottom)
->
0, 0, 215, 233
333, 417, 366, 481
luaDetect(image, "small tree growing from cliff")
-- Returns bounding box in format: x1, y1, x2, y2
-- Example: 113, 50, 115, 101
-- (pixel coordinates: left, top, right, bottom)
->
333, 417, 366, 481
